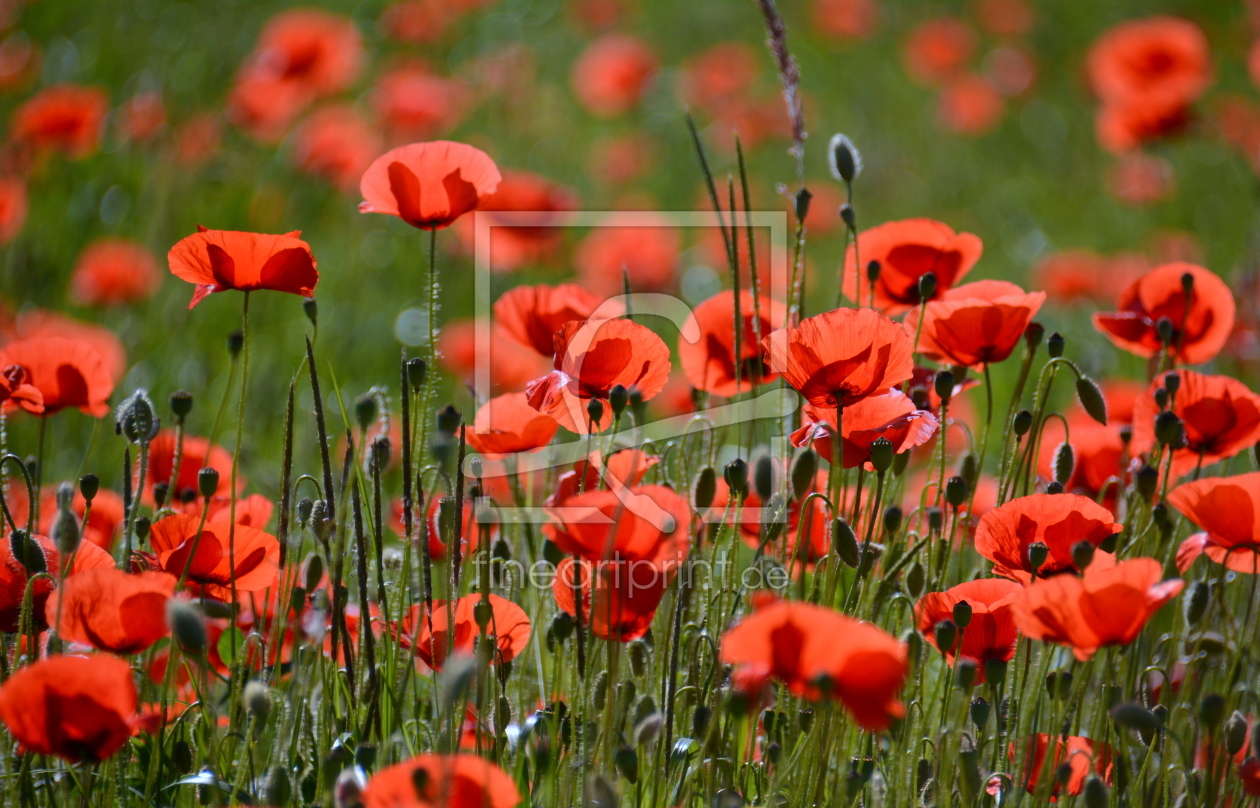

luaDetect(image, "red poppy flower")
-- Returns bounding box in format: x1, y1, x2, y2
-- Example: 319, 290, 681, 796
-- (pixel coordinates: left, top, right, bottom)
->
938, 74, 1004, 135
1012, 735, 1112, 798
916, 578, 1021, 680
0, 363, 42, 414
494, 283, 622, 357
553, 554, 676, 642
678, 42, 758, 112
10, 309, 128, 383
1092, 263, 1234, 365
359, 141, 501, 230
251, 9, 363, 97
11, 84, 108, 158
975, 493, 1122, 583
437, 319, 551, 394
720, 599, 908, 731
0, 336, 113, 417
792, 389, 938, 470
146, 429, 235, 503
466, 392, 559, 457
1130, 370, 1260, 479
906, 280, 1045, 369
762, 307, 915, 409
574, 214, 681, 298
0, 177, 27, 244
1031, 249, 1147, 304
363, 753, 520, 808
812, 0, 880, 40
379, 0, 492, 44
525, 318, 671, 433
903, 17, 975, 86
396, 594, 530, 670
544, 448, 659, 506
167, 226, 318, 310
13, 485, 125, 550
372, 64, 469, 142
146, 514, 281, 601
0, 534, 114, 633
70, 238, 161, 307
453, 171, 578, 272
0, 32, 39, 93
45, 569, 175, 654
291, 105, 382, 192
1168, 472, 1260, 574
0, 654, 138, 763
679, 291, 788, 396
1011, 557, 1182, 661
181, 494, 274, 530
570, 33, 656, 117
841, 219, 983, 314
120, 91, 165, 143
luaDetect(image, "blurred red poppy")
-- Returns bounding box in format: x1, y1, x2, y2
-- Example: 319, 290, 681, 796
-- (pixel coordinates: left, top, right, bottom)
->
0, 534, 114, 632
8, 485, 125, 550
679, 291, 788, 396
291, 105, 382, 192
437, 318, 551, 394
466, 392, 559, 457
0, 363, 41, 414
977, 0, 1034, 37
1012, 734, 1112, 798
678, 42, 758, 112
46, 568, 175, 654
11, 84, 107, 157
575, 214, 681, 297
0, 654, 138, 763
380, 0, 492, 44
842, 218, 983, 314
70, 238, 161, 307
916, 578, 1020, 680
452, 170, 577, 272
812, 0, 880, 40
903, 17, 975, 86
181, 494, 274, 530
938, 74, 1004, 135
1092, 262, 1234, 365
397, 594, 531, 670
146, 514, 281, 600
906, 280, 1045, 369
763, 307, 915, 409
1168, 472, 1260, 574
526, 318, 671, 433
545, 448, 659, 506
1130, 370, 1260, 479
1011, 557, 1182, 660
363, 753, 521, 808
372, 64, 469, 140
494, 283, 621, 357
168, 226, 318, 310
1107, 152, 1175, 205
0, 336, 113, 417
571, 33, 656, 117
975, 493, 1122, 583
359, 141, 501, 230
9, 309, 128, 382
1031, 249, 1146, 304
792, 389, 938, 470
0, 177, 27, 244
720, 598, 908, 731
146, 429, 235, 504
120, 91, 165, 143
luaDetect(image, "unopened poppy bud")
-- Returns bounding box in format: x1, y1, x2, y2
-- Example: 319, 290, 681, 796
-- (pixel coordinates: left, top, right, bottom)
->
167, 600, 207, 654
945, 475, 969, 508
79, 473, 99, 503
1164, 371, 1181, 397
832, 518, 860, 567
547, 611, 575, 648
828, 133, 863, 183
934, 370, 955, 403
303, 297, 318, 326
917, 271, 937, 302
791, 450, 816, 500
1045, 481, 1064, 494
297, 497, 314, 527
1071, 540, 1095, 572
934, 620, 957, 654
984, 659, 1007, 687
227, 329, 244, 357
1155, 411, 1185, 448
608, 384, 629, 419
952, 600, 972, 629
1111, 702, 1159, 734
134, 515, 150, 541
1200, 693, 1226, 731
883, 506, 903, 537
1225, 711, 1248, 755
354, 394, 378, 432
1047, 332, 1065, 358
1053, 443, 1074, 485
54, 481, 74, 510
1136, 464, 1159, 501
970, 697, 990, 729
794, 187, 812, 222
333, 766, 367, 808
170, 390, 193, 420
927, 507, 943, 533
1152, 503, 1171, 533
1047, 670, 1072, 698
263, 767, 291, 807
754, 455, 775, 501
839, 204, 856, 229
1153, 386, 1169, 411
960, 454, 978, 487
198, 467, 219, 499
1184, 581, 1209, 625
910, 387, 929, 410
1054, 762, 1074, 788
906, 561, 925, 597
406, 358, 427, 388
869, 437, 894, 473
956, 660, 977, 690
9, 530, 43, 576
694, 468, 717, 510
1024, 322, 1045, 348
153, 482, 169, 509
866, 260, 881, 284
614, 746, 639, 783
1083, 776, 1108, 808
436, 405, 461, 435
1156, 316, 1174, 346
117, 389, 160, 445
1013, 410, 1033, 436
629, 388, 645, 423
903, 629, 922, 664
585, 398, 604, 427
244, 681, 271, 722
694, 704, 712, 736
724, 458, 749, 498
1028, 542, 1049, 575
1076, 377, 1108, 425
628, 640, 649, 677
52, 506, 80, 556
1180, 270, 1195, 295
370, 437, 391, 474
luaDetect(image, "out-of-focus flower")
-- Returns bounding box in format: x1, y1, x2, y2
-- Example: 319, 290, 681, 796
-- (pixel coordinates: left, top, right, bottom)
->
1130, 370, 1260, 479
291, 105, 382, 192
587, 133, 654, 185
372, 64, 469, 141
976, 0, 1034, 38
0, 176, 25, 244
678, 291, 787, 396
11, 84, 107, 158
6, 309, 127, 382
938, 74, 1004, 134
146, 429, 235, 503
842, 218, 983, 314
905, 280, 1046, 369
1011, 735, 1112, 798
812, 0, 880, 40
362, 753, 521, 808
70, 238, 161, 307
1169, 472, 1260, 574
0, 336, 113, 416
571, 33, 657, 117
1031, 249, 1146, 304
175, 113, 221, 166
379, 0, 492, 44
120, 91, 166, 143
1092, 262, 1234, 365
168, 227, 318, 309
984, 46, 1037, 97
903, 17, 976, 86
494, 283, 621, 357
1107, 153, 1174, 205
0, 32, 40, 93
146, 514, 281, 601
975, 493, 1121, 583
452, 171, 577, 271
397, 594, 531, 670
916, 578, 1021, 680
575, 214, 681, 297
678, 42, 758, 113
359, 141, 501, 230
46, 568, 175, 654
437, 319, 551, 394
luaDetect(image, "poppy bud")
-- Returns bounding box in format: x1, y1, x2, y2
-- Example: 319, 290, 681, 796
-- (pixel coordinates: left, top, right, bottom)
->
906, 561, 925, 598
1111, 702, 1159, 734
51, 507, 80, 557
590, 670, 609, 711
917, 272, 937, 302
170, 390, 194, 420
828, 133, 863, 183
1200, 693, 1226, 732
436, 405, 462, 435
1027, 542, 1049, 575
135, 515, 151, 541
694, 468, 717, 510
1045, 481, 1064, 495
9, 530, 44, 576
1164, 371, 1181, 397
1083, 776, 1108, 808
883, 506, 903, 537
1184, 581, 1209, 626
79, 473, 99, 503
934, 620, 957, 654
614, 746, 639, 783
628, 640, 649, 678
1136, 464, 1159, 501
579, 397, 603, 428
910, 387, 929, 410
1046, 670, 1072, 699
354, 394, 378, 432
303, 297, 318, 326
406, 358, 427, 389
198, 467, 219, 499
903, 629, 922, 664
1071, 540, 1095, 572
333, 767, 367, 808
547, 611, 575, 650
167, 600, 207, 654
970, 697, 990, 729
1152, 503, 1170, 531
790, 450, 816, 500
839, 204, 856, 229
724, 459, 749, 498
832, 518, 860, 567
934, 370, 956, 403
116, 389, 160, 445
960, 454, 978, 488
869, 437, 894, 473
1047, 332, 1065, 358
227, 329, 244, 357
244, 681, 271, 723
866, 260, 881, 284
1225, 711, 1248, 755
694, 704, 712, 736
754, 455, 775, 501
472, 598, 493, 632
153, 482, 169, 509
1155, 316, 1175, 346
262, 766, 291, 807
794, 187, 812, 222
369, 436, 391, 475
1013, 410, 1033, 436
1154, 411, 1185, 448
927, 507, 943, 533
634, 711, 662, 746
1024, 322, 1045, 348
945, 475, 969, 508
629, 388, 646, 424
984, 659, 1007, 687
952, 600, 972, 629
893, 446, 912, 476
1076, 377, 1108, 425
608, 384, 629, 419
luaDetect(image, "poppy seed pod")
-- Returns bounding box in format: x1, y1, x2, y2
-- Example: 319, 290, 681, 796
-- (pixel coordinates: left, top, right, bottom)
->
134, 515, 150, 541
832, 518, 860, 567
927, 507, 943, 533
840, 204, 856, 229
724, 458, 749, 498
934, 620, 958, 654
869, 437, 894, 473
1156, 316, 1175, 346
227, 329, 244, 357
167, 600, 207, 654
945, 475, 969, 508
263, 767, 291, 808
1111, 702, 1159, 734
436, 404, 462, 435
1136, 464, 1159, 501
198, 468, 220, 499
1013, 410, 1033, 436
960, 454, 978, 488
629, 387, 646, 423
1154, 411, 1185, 448
970, 697, 990, 729
828, 133, 863, 183
369, 436, 391, 475
883, 506, 903, 537
1184, 581, 1209, 626
303, 297, 318, 326
754, 455, 775, 501
952, 600, 972, 629
153, 482, 169, 509
1045, 481, 1064, 494
1083, 776, 1108, 808
1153, 386, 1169, 410
170, 390, 193, 420
585, 398, 605, 428
608, 384, 629, 419
984, 659, 1007, 687
406, 357, 427, 388
866, 260, 881, 284
1047, 332, 1065, 358
906, 560, 925, 598
790, 450, 816, 500
78, 473, 99, 503
1024, 322, 1045, 348
1164, 370, 1181, 397
1053, 443, 1074, 485
1027, 542, 1049, 575
694, 467, 717, 510
794, 187, 812, 222
917, 271, 937, 302
1071, 540, 1095, 572
1076, 377, 1108, 425
354, 394, 378, 432
934, 370, 956, 403
297, 497, 314, 528
955, 659, 977, 690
